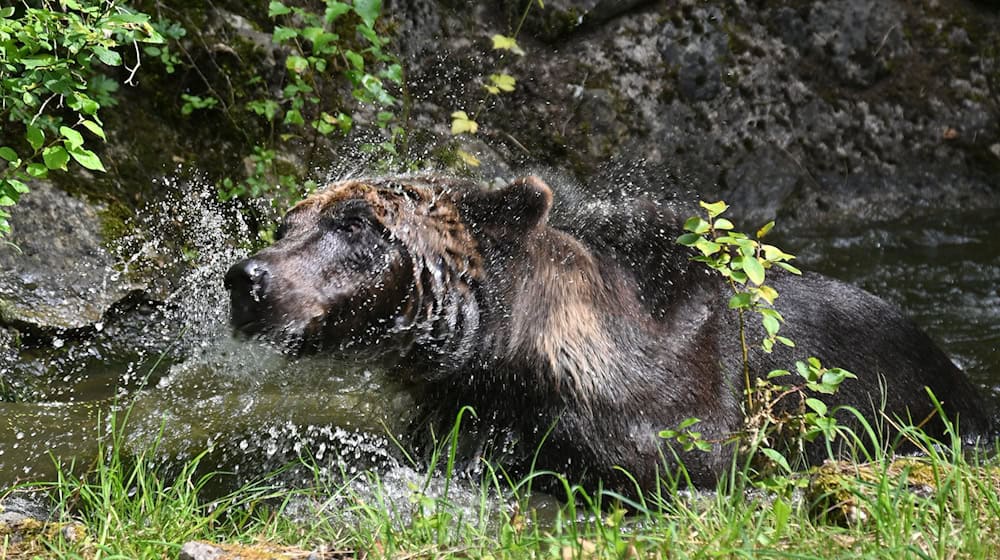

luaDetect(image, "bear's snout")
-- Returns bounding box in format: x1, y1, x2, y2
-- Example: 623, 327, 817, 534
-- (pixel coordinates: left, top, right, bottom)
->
225, 258, 271, 333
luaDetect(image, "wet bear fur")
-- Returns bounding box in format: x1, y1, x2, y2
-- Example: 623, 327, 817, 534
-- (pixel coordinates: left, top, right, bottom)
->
225, 174, 992, 494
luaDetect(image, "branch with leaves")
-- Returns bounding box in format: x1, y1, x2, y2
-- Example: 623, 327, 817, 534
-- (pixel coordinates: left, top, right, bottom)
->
665, 201, 857, 481
0, 1, 165, 238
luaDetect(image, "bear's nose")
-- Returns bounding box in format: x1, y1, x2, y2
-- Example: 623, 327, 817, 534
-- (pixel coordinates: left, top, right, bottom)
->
224, 258, 270, 302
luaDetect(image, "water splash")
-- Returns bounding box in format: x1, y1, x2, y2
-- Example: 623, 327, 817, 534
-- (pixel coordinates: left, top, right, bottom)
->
0, 174, 417, 494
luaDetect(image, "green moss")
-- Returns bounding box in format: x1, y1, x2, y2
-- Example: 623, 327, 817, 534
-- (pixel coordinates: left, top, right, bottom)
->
808, 457, 1000, 525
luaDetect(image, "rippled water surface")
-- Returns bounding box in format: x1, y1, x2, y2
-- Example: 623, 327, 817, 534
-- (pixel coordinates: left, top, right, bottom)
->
786, 208, 1000, 401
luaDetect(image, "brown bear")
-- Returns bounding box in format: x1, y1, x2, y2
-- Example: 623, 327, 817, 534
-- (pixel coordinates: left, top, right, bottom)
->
225, 175, 992, 493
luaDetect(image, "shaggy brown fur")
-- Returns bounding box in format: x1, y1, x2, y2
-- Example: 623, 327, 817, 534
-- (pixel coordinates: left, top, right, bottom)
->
226, 174, 992, 494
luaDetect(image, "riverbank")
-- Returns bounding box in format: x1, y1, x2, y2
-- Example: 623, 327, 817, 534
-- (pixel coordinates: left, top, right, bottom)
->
3, 417, 998, 559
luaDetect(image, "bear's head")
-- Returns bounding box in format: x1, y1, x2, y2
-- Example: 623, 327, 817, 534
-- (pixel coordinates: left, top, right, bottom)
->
225, 175, 552, 362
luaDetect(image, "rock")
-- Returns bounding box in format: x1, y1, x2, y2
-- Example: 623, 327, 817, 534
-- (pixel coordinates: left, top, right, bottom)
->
807, 457, 1000, 525
178, 540, 346, 559
393, 0, 1000, 227
179, 541, 224, 560
0, 181, 143, 334
499, 0, 655, 42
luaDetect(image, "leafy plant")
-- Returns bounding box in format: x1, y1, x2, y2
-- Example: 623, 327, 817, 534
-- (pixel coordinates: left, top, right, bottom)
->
203, 0, 405, 209
0, 1, 164, 238
667, 201, 857, 481
677, 200, 801, 409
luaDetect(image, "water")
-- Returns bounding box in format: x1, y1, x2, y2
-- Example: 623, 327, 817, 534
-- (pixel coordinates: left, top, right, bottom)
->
782, 208, 1000, 403
1, 180, 998, 496
0, 178, 411, 490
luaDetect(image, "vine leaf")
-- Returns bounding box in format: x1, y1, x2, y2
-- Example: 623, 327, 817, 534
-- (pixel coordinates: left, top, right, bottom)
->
450, 111, 478, 135
491, 34, 525, 55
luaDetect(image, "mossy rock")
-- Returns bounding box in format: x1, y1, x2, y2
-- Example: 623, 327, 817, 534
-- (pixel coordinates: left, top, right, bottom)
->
807, 457, 1000, 526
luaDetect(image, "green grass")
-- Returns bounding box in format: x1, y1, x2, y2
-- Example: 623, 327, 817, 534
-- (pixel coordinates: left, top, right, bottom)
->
2, 409, 999, 559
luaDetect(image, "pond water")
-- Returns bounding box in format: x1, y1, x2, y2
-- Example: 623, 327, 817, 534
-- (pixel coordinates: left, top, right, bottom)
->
1, 185, 997, 495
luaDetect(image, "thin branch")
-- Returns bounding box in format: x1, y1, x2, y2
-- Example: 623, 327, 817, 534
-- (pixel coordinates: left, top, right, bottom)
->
124, 39, 141, 86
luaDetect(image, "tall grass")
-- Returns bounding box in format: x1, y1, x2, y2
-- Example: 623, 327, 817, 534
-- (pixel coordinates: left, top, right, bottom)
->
2, 403, 998, 559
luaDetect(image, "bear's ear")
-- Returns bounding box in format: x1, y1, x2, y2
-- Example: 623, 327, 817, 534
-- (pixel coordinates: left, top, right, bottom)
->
460, 175, 554, 234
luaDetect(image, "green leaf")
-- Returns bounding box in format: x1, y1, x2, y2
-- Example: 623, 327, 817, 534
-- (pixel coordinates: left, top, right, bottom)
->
42, 146, 70, 170
0, 6, 14, 17
283, 109, 305, 126
456, 149, 480, 167
81, 120, 106, 141
450, 111, 478, 135
699, 200, 729, 218
268, 1, 291, 17
324, 2, 352, 24
491, 34, 526, 55
353, 0, 382, 29
67, 146, 105, 171
758, 307, 783, 321
762, 314, 780, 337
776, 336, 795, 347
776, 261, 802, 275
92, 46, 121, 66
683, 216, 710, 234
678, 417, 701, 430
762, 244, 795, 262
795, 360, 811, 379
21, 55, 56, 69
8, 179, 28, 194
68, 93, 100, 115
60, 126, 85, 149
247, 99, 280, 121
694, 238, 721, 256
272, 26, 298, 43
26, 126, 44, 151
760, 448, 791, 473
766, 369, 789, 379
285, 55, 309, 74
344, 50, 364, 71
713, 218, 734, 230
743, 256, 765, 285
676, 233, 700, 246
381, 63, 403, 84
757, 221, 775, 238
772, 497, 791, 534
0, 147, 18, 162
756, 285, 779, 305
26, 162, 47, 178
728, 293, 752, 309
487, 73, 516, 93
805, 398, 828, 416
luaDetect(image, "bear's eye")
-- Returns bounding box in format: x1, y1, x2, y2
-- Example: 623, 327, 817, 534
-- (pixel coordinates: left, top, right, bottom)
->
326, 216, 366, 236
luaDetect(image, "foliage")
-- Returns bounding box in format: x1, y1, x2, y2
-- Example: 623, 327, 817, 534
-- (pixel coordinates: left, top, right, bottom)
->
669, 201, 857, 482
156, 0, 406, 211
0, 1, 164, 238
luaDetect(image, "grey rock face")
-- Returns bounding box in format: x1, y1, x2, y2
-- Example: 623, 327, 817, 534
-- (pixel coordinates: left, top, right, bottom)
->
392, 0, 999, 227
0, 181, 141, 333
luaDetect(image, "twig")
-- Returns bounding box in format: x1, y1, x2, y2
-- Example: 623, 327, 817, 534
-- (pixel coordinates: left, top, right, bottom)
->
30, 93, 60, 126
124, 40, 142, 86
